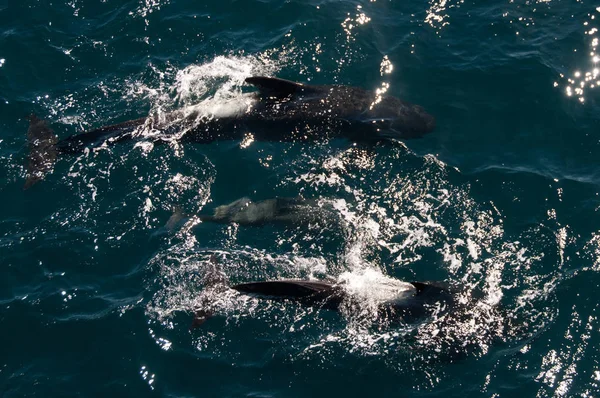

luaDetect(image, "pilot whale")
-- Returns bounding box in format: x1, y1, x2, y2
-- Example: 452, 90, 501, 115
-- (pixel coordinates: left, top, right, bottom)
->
25, 76, 435, 188
192, 256, 455, 327
198, 197, 326, 226
165, 196, 339, 228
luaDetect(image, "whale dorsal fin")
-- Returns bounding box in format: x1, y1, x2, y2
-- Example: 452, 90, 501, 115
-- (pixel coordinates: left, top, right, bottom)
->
245, 76, 314, 98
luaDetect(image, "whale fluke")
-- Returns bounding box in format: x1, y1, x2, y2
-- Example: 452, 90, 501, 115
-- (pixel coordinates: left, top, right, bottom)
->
24, 114, 58, 189
24, 114, 148, 189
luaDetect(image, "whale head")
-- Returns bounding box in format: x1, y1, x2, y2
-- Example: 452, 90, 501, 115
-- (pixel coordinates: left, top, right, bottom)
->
360, 95, 436, 140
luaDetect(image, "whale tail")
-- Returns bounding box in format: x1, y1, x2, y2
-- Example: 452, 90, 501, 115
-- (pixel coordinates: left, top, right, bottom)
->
24, 114, 58, 189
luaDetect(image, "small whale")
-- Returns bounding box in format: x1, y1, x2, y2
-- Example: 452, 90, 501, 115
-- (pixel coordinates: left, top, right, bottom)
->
158, 197, 341, 241
194, 196, 338, 227
192, 256, 455, 328
24, 76, 435, 188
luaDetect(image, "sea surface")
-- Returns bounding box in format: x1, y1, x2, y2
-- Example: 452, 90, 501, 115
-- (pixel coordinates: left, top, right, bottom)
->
1, 0, 600, 396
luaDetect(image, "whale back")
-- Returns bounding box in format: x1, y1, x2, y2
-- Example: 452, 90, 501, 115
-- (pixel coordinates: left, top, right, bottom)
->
244, 76, 435, 140
381, 281, 456, 321
232, 280, 344, 310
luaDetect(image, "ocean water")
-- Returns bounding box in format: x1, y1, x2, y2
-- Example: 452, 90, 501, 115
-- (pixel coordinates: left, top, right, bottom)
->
1, 0, 600, 396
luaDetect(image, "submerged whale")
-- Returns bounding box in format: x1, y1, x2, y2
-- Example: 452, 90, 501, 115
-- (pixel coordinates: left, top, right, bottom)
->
199, 197, 322, 226
192, 196, 338, 227
25, 76, 435, 188
192, 256, 455, 327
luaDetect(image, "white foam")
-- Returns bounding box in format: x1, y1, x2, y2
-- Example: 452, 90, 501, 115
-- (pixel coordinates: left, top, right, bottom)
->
174, 94, 256, 121
130, 0, 170, 18
338, 268, 415, 305
173, 55, 280, 105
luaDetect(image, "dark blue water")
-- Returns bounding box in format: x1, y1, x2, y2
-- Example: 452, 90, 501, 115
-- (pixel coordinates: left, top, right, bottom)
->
2, 0, 600, 396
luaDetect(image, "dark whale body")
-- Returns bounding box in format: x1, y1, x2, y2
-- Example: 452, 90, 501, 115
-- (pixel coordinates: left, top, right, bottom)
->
25, 76, 435, 188
192, 257, 455, 327
230, 279, 453, 318
192, 256, 516, 364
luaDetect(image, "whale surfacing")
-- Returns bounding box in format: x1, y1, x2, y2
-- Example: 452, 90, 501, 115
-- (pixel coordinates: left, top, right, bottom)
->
25, 76, 435, 188
192, 256, 455, 328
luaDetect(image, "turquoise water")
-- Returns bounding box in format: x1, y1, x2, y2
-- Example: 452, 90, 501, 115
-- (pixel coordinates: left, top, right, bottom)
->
2, 0, 600, 396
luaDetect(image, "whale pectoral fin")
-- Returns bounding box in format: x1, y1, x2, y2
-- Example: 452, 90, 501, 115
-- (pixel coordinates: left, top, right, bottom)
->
245, 76, 312, 98
24, 114, 58, 189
